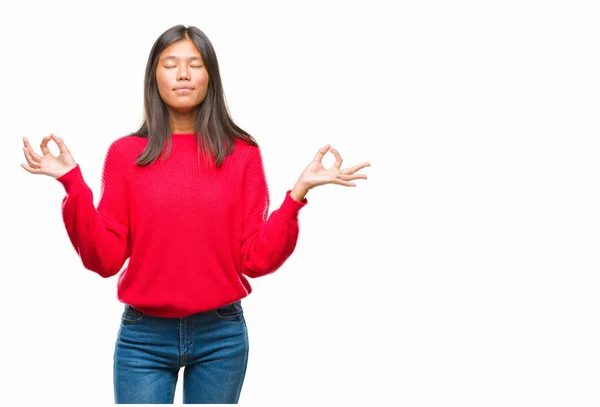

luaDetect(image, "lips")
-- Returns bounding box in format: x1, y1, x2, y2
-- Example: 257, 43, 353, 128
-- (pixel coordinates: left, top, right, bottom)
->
174, 86, 194, 90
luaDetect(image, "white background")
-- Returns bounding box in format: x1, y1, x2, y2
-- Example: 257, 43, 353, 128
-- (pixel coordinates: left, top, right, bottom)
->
1, 0, 599, 406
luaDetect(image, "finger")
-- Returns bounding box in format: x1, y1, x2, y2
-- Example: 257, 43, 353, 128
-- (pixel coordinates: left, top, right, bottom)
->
337, 173, 368, 181
341, 162, 371, 175
332, 179, 357, 187
23, 147, 41, 168
23, 136, 35, 149
51, 134, 70, 154
23, 137, 43, 161
24, 141, 43, 161
312, 144, 330, 162
21, 162, 41, 174
329, 146, 343, 169
40, 135, 53, 155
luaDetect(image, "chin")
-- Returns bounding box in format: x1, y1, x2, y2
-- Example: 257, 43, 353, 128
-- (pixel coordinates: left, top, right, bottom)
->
168, 103, 199, 113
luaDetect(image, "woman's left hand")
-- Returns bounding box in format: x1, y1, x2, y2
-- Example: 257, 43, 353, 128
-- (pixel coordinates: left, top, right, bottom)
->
291, 144, 370, 200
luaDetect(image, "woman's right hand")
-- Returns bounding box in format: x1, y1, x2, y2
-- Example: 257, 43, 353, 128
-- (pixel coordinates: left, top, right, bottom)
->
21, 134, 78, 179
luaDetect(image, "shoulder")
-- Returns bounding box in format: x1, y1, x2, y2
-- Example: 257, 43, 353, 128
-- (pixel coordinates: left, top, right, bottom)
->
233, 137, 259, 151
108, 134, 145, 152
103, 135, 145, 167
231, 139, 268, 181
233, 137, 262, 162
107, 134, 148, 155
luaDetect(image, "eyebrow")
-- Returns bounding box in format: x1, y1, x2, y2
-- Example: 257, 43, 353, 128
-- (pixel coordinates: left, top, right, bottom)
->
161, 55, 203, 61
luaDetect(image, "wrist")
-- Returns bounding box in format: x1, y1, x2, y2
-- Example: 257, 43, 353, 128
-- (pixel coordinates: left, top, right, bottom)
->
290, 182, 309, 202
54, 164, 78, 180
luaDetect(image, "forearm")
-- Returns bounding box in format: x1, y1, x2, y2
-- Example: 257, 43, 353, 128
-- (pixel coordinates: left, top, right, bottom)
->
240, 190, 305, 278
290, 181, 309, 202
59, 166, 130, 278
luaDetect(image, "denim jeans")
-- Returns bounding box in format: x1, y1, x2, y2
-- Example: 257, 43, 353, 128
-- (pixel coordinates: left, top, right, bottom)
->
113, 300, 249, 404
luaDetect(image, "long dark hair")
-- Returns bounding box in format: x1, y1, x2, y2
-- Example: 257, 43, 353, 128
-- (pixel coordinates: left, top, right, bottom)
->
130, 24, 257, 167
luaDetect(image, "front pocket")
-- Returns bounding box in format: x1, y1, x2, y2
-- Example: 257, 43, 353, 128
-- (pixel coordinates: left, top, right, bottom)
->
121, 306, 145, 323
214, 301, 243, 320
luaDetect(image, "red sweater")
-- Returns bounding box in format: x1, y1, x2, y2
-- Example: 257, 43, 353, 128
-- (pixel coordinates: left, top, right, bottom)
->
56, 134, 308, 317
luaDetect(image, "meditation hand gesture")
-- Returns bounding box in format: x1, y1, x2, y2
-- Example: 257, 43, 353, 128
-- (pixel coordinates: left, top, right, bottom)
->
21, 134, 77, 179
294, 144, 370, 193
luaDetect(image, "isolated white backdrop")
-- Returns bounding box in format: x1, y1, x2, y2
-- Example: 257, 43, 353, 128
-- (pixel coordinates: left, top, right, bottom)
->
1, 0, 599, 406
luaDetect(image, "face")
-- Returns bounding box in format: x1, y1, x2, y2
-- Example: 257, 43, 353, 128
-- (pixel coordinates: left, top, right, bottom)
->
156, 38, 210, 113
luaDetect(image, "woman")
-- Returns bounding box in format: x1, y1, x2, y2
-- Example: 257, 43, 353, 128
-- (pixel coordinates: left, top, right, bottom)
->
20, 24, 370, 404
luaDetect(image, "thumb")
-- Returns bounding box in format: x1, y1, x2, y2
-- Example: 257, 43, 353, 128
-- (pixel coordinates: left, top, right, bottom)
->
51, 134, 70, 154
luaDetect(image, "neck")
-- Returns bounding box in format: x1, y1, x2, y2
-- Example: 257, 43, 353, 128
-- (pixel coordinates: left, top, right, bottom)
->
168, 107, 198, 134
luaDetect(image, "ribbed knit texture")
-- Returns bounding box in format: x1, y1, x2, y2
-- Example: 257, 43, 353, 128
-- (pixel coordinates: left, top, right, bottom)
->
56, 134, 308, 317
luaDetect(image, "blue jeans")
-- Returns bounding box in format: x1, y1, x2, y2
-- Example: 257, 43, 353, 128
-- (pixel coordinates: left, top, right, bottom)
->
113, 300, 249, 404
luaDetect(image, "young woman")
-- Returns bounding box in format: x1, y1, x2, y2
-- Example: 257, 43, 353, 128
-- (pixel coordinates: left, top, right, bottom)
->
20, 24, 370, 404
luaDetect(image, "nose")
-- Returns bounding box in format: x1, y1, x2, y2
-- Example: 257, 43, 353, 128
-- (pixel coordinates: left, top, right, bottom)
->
176, 64, 191, 81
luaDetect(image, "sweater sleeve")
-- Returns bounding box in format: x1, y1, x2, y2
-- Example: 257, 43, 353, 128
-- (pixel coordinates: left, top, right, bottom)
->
56, 141, 131, 278
239, 147, 308, 278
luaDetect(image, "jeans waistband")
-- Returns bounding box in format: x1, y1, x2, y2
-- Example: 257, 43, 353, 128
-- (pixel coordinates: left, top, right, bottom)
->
124, 300, 242, 316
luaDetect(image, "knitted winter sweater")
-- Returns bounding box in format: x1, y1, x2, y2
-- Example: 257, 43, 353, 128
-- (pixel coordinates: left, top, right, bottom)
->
56, 134, 308, 317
